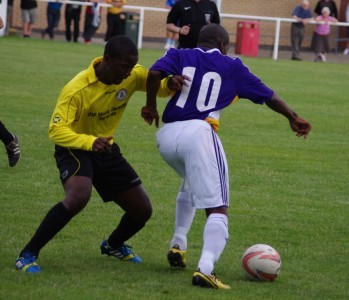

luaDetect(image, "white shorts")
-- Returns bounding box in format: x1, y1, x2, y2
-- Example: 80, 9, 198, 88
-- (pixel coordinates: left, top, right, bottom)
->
157, 120, 229, 209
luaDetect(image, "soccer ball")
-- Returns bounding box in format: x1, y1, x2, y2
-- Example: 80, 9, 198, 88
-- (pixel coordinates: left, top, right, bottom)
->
241, 244, 281, 282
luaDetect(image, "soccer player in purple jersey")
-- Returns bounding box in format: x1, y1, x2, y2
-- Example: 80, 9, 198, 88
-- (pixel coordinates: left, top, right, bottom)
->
142, 24, 311, 289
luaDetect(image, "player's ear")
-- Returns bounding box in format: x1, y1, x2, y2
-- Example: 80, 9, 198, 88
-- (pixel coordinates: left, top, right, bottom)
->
219, 41, 228, 55
104, 53, 112, 62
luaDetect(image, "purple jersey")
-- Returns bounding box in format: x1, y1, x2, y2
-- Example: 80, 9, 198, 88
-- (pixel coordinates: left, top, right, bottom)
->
150, 48, 274, 125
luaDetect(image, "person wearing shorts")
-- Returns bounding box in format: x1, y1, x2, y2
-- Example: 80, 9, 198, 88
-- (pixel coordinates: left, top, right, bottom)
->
142, 23, 311, 289
15, 35, 185, 273
20, 0, 38, 37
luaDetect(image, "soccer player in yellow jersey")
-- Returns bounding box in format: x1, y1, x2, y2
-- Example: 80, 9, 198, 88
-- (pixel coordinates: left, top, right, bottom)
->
15, 35, 185, 273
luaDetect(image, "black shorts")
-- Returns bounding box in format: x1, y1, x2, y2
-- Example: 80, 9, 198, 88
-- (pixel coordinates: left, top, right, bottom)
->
54, 144, 142, 202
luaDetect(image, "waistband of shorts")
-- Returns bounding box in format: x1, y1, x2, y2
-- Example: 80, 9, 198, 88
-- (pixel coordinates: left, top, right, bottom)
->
163, 119, 211, 128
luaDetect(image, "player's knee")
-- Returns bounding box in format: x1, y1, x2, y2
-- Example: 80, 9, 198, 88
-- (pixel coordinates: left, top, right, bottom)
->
139, 202, 153, 223
63, 190, 91, 216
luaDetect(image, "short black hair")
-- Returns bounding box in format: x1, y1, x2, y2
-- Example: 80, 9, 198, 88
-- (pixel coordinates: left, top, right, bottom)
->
104, 35, 138, 58
198, 24, 230, 48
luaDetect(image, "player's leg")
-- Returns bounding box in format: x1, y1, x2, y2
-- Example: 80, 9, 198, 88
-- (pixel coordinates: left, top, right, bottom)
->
100, 184, 151, 263
156, 123, 196, 267
15, 148, 93, 273
95, 144, 152, 263
0, 120, 20, 167
167, 181, 195, 268
192, 207, 230, 289
182, 122, 230, 289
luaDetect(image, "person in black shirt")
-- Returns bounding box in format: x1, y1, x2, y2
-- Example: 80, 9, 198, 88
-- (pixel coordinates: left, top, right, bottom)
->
166, 0, 220, 49
314, 0, 338, 18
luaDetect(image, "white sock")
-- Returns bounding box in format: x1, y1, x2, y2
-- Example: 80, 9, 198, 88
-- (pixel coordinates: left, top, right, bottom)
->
198, 213, 229, 275
170, 191, 196, 250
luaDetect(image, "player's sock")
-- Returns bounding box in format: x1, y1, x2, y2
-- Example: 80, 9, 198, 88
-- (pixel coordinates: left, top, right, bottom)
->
0, 121, 15, 145
20, 202, 72, 257
170, 191, 196, 250
197, 213, 228, 275
107, 213, 145, 249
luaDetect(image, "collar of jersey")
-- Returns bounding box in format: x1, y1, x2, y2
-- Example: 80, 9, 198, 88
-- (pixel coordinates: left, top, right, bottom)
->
87, 56, 103, 84
196, 47, 221, 54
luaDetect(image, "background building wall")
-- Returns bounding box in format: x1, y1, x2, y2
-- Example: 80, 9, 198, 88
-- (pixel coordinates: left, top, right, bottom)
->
9, 0, 343, 49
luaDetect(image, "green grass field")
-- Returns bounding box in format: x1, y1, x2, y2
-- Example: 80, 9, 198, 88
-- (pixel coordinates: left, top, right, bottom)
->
0, 36, 348, 300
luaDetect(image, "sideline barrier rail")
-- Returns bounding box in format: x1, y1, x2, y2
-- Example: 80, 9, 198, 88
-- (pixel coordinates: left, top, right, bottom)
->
1, 1, 348, 60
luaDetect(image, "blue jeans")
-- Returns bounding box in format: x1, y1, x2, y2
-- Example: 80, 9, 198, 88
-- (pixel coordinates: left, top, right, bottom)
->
44, 6, 61, 39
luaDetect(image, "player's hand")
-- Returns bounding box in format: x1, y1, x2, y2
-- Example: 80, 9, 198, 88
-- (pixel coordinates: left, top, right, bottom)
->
92, 136, 113, 153
290, 117, 311, 139
141, 106, 159, 128
168, 75, 191, 91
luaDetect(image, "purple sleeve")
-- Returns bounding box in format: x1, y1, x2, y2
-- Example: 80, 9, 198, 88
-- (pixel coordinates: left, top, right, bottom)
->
234, 58, 274, 104
150, 49, 180, 75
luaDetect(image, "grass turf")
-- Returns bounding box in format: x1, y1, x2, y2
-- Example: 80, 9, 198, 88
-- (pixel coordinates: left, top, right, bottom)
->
0, 36, 348, 299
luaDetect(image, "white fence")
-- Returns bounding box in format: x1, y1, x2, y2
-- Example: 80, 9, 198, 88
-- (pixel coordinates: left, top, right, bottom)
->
1, 1, 349, 60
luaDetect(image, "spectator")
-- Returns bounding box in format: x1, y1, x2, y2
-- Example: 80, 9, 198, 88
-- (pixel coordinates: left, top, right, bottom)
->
164, 0, 178, 50
166, 0, 220, 49
5, 0, 15, 35
65, 1, 82, 42
41, 0, 63, 40
314, 0, 338, 18
83, 0, 102, 44
143, 23, 311, 289
290, 0, 313, 61
344, 3, 349, 55
0, 121, 21, 168
20, 0, 38, 38
104, 0, 126, 42
311, 6, 337, 62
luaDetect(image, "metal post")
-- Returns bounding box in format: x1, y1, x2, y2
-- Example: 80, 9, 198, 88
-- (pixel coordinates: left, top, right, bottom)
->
272, 18, 281, 61
137, 7, 144, 49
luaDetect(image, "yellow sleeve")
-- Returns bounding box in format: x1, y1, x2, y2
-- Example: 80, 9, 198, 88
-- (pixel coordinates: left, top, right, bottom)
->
48, 88, 97, 151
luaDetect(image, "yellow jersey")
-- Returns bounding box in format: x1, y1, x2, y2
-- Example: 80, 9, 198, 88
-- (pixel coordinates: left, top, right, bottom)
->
106, 0, 125, 14
49, 57, 171, 151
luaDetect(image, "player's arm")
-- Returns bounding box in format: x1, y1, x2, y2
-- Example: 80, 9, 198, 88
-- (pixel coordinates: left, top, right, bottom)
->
134, 64, 182, 97
49, 114, 97, 151
266, 93, 311, 139
141, 70, 167, 128
49, 92, 97, 151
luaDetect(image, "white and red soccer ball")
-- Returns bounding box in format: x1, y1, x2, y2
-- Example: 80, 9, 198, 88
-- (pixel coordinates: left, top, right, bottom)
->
241, 244, 281, 282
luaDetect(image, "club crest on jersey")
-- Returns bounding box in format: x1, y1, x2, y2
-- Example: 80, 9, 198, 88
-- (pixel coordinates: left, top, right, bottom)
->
116, 89, 127, 101
52, 116, 61, 124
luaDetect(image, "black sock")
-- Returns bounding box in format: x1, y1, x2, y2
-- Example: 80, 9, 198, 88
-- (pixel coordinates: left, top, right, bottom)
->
0, 121, 14, 145
107, 213, 145, 249
20, 202, 73, 257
